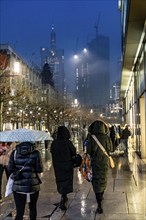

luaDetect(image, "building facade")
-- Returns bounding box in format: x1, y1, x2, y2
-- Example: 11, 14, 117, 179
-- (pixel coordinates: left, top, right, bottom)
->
0, 44, 60, 131
120, 0, 146, 159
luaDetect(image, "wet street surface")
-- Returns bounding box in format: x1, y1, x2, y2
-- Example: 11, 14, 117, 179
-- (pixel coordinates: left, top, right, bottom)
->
0, 138, 146, 220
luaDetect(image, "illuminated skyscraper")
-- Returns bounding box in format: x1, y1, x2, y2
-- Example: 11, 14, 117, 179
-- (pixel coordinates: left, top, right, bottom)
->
75, 31, 110, 107
40, 24, 65, 95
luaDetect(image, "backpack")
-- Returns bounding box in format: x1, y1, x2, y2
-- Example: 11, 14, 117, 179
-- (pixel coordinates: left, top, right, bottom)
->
79, 153, 92, 182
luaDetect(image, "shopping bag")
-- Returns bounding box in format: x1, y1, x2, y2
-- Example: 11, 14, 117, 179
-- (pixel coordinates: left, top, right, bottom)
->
79, 153, 92, 182
5, 174, 14, 197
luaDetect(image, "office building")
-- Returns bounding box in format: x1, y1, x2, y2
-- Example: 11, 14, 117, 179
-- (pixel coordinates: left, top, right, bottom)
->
120, 0, 146, 159
75, 31, 110, 109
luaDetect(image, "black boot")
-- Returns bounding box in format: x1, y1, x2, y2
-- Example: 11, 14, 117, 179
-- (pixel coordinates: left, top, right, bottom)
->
95, 193, 103, 214
59, 195, 67, 210
96, 202, 103, 214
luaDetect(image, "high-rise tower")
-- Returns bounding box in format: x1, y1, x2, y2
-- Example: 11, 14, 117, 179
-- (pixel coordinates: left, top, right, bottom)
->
75, 27, 110, 108
47, 24, 65, 95
50, 24, 56, 56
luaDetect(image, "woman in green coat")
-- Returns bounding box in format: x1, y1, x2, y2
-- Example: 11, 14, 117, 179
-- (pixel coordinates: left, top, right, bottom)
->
86, 120, 112, 214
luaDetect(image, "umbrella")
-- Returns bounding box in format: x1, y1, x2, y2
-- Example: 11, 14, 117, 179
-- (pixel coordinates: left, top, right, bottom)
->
0, 128, 53, 142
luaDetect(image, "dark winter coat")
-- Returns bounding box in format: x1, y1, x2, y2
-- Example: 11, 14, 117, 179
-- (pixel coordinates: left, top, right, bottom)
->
109, 125, 116, 140
121, 127, 131, 139
8, 142, 43, 193
50, 126, 76, 195
86, 120, 112, 193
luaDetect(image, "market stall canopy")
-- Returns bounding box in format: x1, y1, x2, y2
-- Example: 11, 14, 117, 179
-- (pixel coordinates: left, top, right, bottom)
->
0, 128, 53, 142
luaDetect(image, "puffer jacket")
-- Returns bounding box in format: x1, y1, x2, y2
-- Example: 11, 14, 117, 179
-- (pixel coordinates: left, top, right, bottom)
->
8, 142, 43, 193
86, 120, 112, 193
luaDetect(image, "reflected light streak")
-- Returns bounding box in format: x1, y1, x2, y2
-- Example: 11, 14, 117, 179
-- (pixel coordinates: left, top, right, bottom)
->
77, 170, 84, 184
118, 162, 122, 170
81, 200, 86, 216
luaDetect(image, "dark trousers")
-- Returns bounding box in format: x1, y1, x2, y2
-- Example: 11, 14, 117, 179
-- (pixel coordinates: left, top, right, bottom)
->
13, 191, 39, 220
95, 192, 104, 205
0, 165, 9, 199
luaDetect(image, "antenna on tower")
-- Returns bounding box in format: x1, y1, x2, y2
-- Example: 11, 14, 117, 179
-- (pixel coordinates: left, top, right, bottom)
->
94, 12, 101, 38
75, 37, 79, 54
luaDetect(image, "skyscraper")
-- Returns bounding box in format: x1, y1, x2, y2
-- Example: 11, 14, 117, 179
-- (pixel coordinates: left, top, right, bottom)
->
75, 32, 110, 108
48, 24, 65, 95
40, 24, 65, 95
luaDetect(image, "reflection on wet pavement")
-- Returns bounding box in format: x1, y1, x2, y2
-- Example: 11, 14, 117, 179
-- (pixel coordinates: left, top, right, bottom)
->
0, 139, 146, 220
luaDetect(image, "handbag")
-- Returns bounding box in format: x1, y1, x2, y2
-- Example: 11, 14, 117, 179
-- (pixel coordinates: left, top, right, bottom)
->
72, 153, 82, 168
11, 168, 24, 181
5, 174, 14, 197
92, 135, 115, 168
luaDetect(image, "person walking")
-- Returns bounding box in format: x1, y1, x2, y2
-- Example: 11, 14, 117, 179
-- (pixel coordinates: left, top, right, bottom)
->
8, 141, 43, 220
0, 142, 15, 202
86, 120, 112, 214
44, 130, 51, 149
121, 125, 131, 153
109, 125, 116, 152
81, 124, 88, 151
50, 126, 76, 210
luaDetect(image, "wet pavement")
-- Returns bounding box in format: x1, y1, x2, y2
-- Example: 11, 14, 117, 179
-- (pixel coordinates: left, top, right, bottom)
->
0, 137, 146, 220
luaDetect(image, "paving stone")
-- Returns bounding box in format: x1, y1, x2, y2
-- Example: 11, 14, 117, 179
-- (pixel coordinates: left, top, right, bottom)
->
0, 141, 146, 220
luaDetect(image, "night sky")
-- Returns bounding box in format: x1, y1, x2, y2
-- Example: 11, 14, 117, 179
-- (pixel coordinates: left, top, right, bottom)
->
0, 0, 122, 91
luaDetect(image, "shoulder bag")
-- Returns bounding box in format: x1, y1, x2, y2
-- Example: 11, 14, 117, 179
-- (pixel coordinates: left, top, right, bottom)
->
72, 153, 82, 168
91, 135, 115, 168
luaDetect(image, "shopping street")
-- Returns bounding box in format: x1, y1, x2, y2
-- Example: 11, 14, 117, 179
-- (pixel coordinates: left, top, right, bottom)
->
0, 137, 146, 220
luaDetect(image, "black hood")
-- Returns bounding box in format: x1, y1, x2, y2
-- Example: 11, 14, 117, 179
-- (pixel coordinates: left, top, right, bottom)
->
16, 142, 35, 155
57, 126, 71, 139
88, 120, 108, 135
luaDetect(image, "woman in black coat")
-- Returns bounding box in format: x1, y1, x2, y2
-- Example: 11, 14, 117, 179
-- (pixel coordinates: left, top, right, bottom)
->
86, 120, 112, 214
8, 142, 43, 220
50, 126, 76, 210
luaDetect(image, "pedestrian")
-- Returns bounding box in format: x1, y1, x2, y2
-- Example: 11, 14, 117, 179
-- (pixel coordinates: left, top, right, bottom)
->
81, 124, 88, 151
121, 124, 131, 153
44, 130, 51, 149
116, 124, 122, 145
0, 142, 15, 203
109, 125, 116, 152
86, 120, 112, 214
52, 129, 57, 140
8, 141, 43, 220
50, 126, 76, 210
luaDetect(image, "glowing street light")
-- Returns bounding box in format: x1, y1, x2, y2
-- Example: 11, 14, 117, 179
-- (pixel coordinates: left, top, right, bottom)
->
74, 98, 78, 106
14, 61, 20, 74
90, 109, 93, 114
74, 54, 79, 59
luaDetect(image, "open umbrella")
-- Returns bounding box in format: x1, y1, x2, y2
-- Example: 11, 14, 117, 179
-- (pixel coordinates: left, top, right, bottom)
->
0, 128, 53, 142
